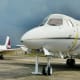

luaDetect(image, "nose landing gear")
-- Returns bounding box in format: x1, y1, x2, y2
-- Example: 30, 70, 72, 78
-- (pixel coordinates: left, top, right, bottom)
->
42, 65, 52, 75
42, 57, 52, 75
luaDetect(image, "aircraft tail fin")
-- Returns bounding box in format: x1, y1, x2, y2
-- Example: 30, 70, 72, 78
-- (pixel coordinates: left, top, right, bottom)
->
5, 36, 11, 49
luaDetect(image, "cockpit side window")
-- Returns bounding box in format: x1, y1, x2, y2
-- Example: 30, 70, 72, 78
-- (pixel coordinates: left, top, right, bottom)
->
69, 20, 74, 27
40, 16, 49, 26
48, 18, 63, 26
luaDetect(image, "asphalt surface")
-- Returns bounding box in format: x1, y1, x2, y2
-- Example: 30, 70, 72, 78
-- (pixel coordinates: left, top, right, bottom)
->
0, 56, 80, 80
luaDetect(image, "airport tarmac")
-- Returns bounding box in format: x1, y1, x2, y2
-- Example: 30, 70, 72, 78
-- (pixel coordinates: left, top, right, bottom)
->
0, 56, 80, 80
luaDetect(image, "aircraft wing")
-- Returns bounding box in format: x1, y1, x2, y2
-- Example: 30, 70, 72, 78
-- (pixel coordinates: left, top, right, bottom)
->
0, 48, 17, 54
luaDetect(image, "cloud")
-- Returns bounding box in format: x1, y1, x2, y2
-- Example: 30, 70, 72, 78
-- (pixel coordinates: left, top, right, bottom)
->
0, 0, 8, 11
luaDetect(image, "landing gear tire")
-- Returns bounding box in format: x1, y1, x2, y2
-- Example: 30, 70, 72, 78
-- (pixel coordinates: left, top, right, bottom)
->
66, 59, 75, 67
0, 54, 4, 60
42, 66, 52, 75
47, 66, 52, 75
42, 66, 46, 75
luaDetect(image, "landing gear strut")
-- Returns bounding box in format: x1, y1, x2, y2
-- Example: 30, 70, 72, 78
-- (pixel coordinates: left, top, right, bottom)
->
66, 58, 75, 67
42, 57, 52, 75
32, 56, 41, 75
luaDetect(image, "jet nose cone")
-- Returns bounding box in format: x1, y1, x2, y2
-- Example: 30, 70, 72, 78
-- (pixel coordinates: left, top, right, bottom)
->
21, 34, 26, 43
21, 30, 30, 43
20, 39, 23, 43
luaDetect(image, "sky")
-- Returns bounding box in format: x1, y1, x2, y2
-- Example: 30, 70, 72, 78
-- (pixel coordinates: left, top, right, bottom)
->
0, 0, 80, 47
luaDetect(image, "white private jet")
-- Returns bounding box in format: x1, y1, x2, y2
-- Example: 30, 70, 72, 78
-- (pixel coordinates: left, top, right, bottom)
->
21, 14, 80, 75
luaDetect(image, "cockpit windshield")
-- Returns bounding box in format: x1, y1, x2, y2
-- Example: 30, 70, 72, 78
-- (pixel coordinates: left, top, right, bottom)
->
40, 16, 48, 26
48, 18, 63, 26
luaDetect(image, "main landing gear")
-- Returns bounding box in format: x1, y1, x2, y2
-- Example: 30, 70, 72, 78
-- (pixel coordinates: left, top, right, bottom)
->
66, 58, 75, 67
0, 54, 4, 60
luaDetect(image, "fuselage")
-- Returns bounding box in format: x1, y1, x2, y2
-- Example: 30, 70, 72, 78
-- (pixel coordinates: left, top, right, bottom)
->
21, 14, 80, 54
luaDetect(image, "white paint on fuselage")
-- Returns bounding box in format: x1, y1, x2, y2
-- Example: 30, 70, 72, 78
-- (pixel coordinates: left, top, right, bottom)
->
21, 14, 80, 54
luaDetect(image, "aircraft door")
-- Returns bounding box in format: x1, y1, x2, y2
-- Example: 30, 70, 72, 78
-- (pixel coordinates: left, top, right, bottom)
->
68, 23, 78, 52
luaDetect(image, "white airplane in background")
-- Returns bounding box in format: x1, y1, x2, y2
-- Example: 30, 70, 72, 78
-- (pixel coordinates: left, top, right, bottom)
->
0, 36, 16, 59
0, 36, 11, 50
21, 14, 80, 75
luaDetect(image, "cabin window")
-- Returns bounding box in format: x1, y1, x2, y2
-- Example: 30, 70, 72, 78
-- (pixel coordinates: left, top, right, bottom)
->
48, 18, 63, 26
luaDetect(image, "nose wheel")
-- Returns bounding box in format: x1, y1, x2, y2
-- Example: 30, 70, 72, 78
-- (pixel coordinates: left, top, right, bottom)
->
42, 57, 52, 75
42, 66, 52, 75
